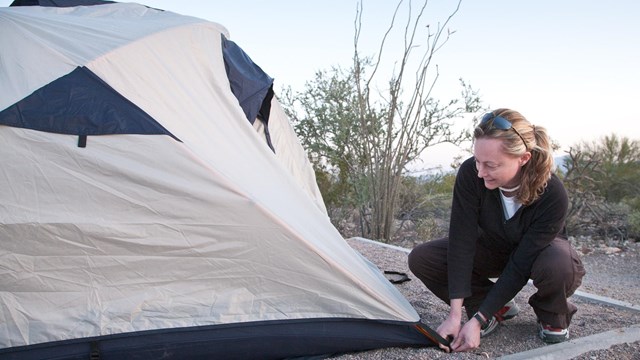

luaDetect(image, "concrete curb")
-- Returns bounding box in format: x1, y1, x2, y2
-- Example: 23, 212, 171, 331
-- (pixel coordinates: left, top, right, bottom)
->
572, 290, 640, 313
497, 323, 640, 360
350, 237, 411, 253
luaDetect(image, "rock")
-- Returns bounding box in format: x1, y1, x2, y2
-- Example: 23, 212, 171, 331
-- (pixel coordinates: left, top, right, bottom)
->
604, 246, 622, 255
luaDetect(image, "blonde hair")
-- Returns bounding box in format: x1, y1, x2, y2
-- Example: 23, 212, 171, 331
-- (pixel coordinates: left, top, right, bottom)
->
474, 108, 553, 205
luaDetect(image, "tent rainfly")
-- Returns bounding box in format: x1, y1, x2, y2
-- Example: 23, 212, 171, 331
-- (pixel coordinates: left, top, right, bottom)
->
0, 1, 439, 359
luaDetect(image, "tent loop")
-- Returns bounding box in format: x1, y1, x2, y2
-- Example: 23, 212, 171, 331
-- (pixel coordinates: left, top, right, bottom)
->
384, 270, 411, 284
89, 341, 100, 360
78, 135, 87, 148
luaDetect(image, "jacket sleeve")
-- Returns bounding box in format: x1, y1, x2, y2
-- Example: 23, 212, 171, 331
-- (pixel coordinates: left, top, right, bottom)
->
447, 157, 482, 299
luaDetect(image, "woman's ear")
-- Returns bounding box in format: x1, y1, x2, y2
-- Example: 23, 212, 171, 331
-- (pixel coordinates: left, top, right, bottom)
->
520, 152, 532, 166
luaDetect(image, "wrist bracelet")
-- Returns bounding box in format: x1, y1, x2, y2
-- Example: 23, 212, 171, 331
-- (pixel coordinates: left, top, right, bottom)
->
473, 312, 488, 328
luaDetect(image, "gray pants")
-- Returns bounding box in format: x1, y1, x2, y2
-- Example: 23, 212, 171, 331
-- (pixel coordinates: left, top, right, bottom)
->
408, 237, 586, 329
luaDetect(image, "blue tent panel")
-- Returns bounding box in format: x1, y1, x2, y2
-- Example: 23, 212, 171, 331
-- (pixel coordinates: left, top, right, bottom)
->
0, 318, 435, 360
221, 35, 274, 126
0, 66, 179, 142
221, 35, 276, 151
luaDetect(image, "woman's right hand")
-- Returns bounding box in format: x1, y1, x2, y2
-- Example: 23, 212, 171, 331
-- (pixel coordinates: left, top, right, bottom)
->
436, 315, 461, 352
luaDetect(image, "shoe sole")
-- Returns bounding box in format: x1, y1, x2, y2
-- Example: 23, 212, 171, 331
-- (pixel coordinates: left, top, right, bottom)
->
539, 332, 569, 343
538, 322, 569, 343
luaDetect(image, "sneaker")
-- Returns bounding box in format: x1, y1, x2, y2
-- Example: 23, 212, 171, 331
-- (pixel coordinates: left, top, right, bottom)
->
495, 299, 520, 322
538, 321, 569, 343
480, 316, 499, 338
479, 299, 519, 338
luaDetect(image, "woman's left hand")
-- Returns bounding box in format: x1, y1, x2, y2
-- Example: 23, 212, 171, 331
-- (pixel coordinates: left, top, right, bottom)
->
450, 318, 482, 352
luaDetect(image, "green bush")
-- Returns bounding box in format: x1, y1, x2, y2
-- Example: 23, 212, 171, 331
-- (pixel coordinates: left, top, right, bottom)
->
628, 210, 640, 241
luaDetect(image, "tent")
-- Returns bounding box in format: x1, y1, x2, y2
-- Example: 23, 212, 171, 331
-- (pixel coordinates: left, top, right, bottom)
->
0, 1, 437, 358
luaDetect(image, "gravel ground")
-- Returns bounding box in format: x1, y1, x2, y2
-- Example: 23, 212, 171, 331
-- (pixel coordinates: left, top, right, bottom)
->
331, 239, 640, 360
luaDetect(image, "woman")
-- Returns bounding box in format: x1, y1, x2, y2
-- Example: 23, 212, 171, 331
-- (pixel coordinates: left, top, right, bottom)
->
408, 108, 585, 352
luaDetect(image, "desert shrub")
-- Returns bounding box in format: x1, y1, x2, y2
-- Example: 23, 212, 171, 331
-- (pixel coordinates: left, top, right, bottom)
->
561, 134, 640, 243
393, 173, 454, 244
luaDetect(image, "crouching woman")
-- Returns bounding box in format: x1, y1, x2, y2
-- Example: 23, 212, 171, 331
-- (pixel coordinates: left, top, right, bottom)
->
408, 108, 585, 352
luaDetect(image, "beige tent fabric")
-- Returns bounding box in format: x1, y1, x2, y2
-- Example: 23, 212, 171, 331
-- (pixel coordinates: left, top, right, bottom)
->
0, 3, 418, 349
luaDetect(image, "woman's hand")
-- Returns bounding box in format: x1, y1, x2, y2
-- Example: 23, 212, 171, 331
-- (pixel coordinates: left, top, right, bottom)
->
436, 315, 461, 352
450, 317, 482, 352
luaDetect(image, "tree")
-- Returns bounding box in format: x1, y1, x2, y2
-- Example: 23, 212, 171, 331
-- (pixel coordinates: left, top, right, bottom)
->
280, 66, 367, 235
283, 0, 482, 241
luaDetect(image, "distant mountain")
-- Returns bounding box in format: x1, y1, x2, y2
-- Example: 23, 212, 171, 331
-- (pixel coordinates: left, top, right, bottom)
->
554, 154, 569, 174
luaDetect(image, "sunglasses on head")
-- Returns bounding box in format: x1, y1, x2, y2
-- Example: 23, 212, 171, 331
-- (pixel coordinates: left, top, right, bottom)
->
479, 112, 528, 150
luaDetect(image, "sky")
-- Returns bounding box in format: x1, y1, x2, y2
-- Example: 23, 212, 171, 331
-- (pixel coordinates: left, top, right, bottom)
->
3, 0, 639, 171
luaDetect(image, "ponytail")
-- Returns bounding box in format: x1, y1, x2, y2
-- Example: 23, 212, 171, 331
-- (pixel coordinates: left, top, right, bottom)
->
517, 124, 553, 205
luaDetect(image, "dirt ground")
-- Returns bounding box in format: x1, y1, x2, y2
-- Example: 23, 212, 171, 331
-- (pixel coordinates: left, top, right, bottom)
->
332, 239, 640, 359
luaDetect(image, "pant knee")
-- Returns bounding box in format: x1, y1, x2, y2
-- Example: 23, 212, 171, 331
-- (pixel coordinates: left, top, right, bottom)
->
407, 247, 423, 274
407, 246, 428, 277
407, 239, 448, 281
531, 239, 585, 294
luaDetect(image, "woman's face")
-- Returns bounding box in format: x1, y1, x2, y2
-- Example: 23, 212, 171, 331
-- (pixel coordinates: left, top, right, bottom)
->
473, 137, 530, 190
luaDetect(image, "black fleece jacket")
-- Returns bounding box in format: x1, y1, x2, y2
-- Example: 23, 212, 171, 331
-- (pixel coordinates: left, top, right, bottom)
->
447, 157, 569, 318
